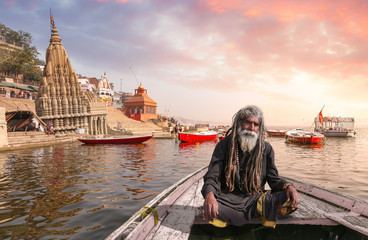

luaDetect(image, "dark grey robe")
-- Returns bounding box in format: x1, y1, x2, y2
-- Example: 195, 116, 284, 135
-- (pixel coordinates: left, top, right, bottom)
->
201, 136, 288, 226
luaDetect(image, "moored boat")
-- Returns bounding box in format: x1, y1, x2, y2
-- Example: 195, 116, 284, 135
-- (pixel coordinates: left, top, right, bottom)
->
314, 108, 356, 137
77, 134, 153, 144
217, 129, 228, 141
178, 131, 218, 142
314, 116, 356, 137
266, 129, 287, 137
319, 129, 356, 137
285, 129, 324, 144
105, 166, 368, 239
179, 140, 218, 149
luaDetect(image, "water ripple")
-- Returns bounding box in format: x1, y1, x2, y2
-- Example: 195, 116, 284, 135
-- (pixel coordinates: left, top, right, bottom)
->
0, 132, 367, 239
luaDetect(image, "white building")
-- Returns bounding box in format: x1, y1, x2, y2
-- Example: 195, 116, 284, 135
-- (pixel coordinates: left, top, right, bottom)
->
78, 77, 95, 92
96, 73, 114, 106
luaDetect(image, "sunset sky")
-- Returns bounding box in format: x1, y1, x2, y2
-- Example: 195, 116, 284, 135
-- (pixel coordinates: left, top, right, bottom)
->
1, 0, 368, 127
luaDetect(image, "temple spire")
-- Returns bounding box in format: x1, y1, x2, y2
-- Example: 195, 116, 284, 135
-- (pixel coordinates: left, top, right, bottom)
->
50, 21, 62, 45
36, 18, 107, 136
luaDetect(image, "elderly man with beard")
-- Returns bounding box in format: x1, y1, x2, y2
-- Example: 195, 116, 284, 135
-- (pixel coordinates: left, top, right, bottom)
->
202, 105, 299, 228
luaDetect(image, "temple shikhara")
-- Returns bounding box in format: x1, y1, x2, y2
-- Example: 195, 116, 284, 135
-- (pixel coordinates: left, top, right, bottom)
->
35, 21, 108, 135
123, 83, 158, 122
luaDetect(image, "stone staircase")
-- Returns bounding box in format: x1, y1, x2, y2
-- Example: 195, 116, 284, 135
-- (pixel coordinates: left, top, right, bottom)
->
105, 106, 168, 136
5, 131, 81, 150
118, 121, 163, 135
108, 122, 171, 138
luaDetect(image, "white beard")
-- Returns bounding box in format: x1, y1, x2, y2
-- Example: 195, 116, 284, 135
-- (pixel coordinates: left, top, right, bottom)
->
238, 129, 258, 152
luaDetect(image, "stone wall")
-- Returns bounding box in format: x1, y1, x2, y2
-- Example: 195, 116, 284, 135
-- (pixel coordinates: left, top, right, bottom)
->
0, 107, 8, 147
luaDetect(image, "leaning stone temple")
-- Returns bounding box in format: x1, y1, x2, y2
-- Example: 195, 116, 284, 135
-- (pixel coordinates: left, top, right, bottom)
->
35, 21, 107, 135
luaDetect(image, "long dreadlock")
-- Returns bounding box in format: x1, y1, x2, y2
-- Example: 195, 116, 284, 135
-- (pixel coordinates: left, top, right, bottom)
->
224, 105, 265, 193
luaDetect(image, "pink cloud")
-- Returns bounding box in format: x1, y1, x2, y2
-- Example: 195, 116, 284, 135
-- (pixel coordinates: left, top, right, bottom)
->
3, 0, 16, 6
204, 0, 245, 13
115, 0, 141, 3
27, 1, 38, 9
244, 8, 263, 18
96, 0, 137, 2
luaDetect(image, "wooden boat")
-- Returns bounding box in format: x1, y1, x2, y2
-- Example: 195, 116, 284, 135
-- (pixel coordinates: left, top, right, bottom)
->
105, 166, 368, 239
178, 131, 218, 142
314, 110, 356, 137
319, 130, 356, 137
77, 134, 153, 144
179, 140, 218, 149
266, 129, 287, 137
285, 129, 324, 144
217, 130, 228, 141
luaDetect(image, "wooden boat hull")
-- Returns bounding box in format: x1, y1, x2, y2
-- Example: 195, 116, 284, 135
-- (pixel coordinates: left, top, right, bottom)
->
178, 131, 218, 142
77, 135, 153, 144
322, 130, 356, 137
179, 140, 218, 149
106, 167, 207, 240
106, 167, 368, 239
266, 130, 286, 137
286, 129, 324, 144
286, 135, 324, 144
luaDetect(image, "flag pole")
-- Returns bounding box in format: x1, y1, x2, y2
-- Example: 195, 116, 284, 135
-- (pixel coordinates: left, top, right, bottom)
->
310, 105, 325, 129
49, 8, 52, 32
319, 105, 325, 113
49, 8, 54, 32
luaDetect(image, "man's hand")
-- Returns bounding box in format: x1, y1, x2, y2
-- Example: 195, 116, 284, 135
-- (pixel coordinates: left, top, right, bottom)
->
286, 185, 300, 210
202, 192, 218, 221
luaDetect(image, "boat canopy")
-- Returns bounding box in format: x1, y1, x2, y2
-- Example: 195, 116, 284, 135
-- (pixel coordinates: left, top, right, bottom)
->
314, 116, 355, 130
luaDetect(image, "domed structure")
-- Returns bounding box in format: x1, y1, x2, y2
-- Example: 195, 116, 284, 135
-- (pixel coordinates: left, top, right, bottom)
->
123, 83, 158, 122
35, 21, 107, 136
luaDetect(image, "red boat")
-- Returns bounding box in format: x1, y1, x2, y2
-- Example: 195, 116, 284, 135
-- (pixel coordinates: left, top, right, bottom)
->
179, 139, 218, 149
285, 129, 324, 144
78, 134, 153, 144
266, 130, 286, 137
178, 131, 218, 142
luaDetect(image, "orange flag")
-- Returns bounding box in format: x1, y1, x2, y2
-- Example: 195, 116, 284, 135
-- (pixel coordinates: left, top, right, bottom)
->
318, 110, 323, 123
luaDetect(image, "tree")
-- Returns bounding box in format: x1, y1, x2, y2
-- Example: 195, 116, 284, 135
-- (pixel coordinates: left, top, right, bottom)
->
0, 23, 44, 84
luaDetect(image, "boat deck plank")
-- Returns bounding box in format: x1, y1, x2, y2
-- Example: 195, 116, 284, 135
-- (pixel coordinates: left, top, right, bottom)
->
325, 212, 368, 236
192, 181, 351, 226
146, 179, 204, 240
105, 167, 368, 239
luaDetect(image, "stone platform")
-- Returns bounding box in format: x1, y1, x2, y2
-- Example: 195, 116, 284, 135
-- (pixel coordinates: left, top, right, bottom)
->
1, 131, 80, 151
0, 97, 175, 151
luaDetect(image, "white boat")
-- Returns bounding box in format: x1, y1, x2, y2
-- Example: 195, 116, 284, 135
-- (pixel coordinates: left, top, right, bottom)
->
314, 111, 356, 137
319, 129, 356, 137
105, 166, 368, 239
285, 129, 324, 144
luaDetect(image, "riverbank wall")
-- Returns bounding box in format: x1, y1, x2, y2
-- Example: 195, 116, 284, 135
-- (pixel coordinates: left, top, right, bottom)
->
0, 97, 174, 151
0, 107, 8, 148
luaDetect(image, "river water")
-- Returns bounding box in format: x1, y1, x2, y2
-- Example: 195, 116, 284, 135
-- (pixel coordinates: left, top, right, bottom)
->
0, 127, 367, 239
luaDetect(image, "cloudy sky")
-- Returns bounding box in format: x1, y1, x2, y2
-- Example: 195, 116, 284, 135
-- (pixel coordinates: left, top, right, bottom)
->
1, 0, 368, 126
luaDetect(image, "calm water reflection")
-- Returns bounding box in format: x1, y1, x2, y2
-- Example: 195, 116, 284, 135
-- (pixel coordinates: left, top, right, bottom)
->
0, 139, 216, 239
0, 127, 367, 239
